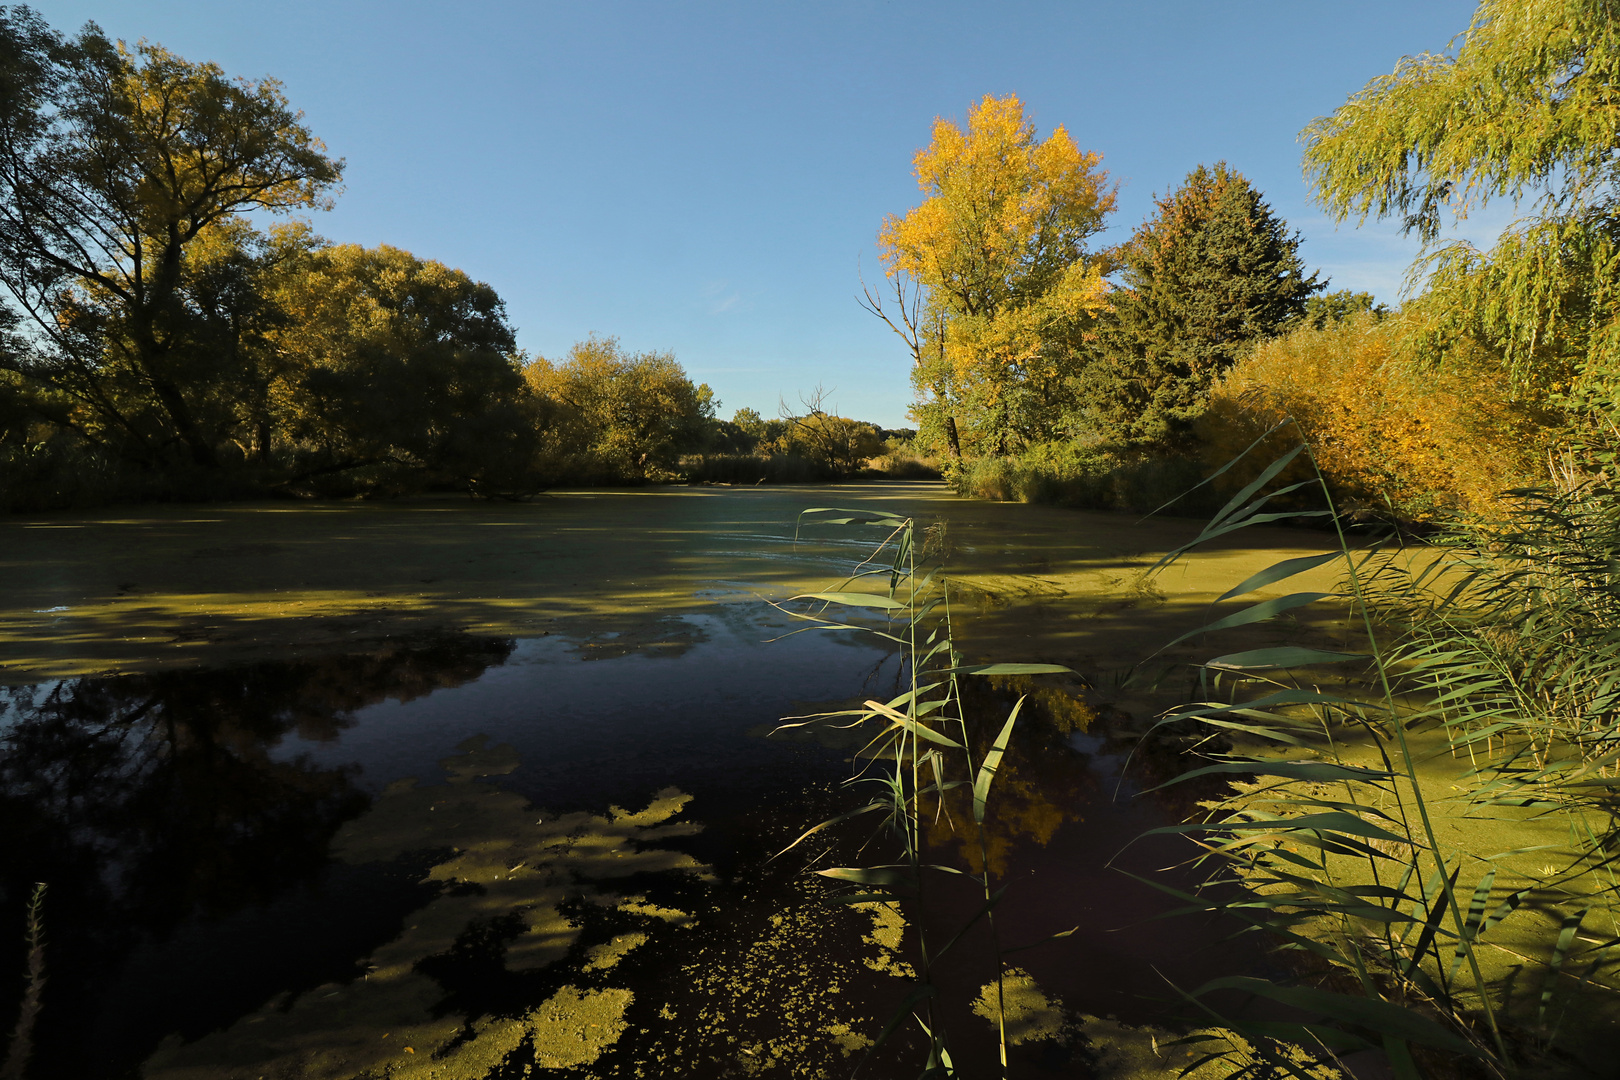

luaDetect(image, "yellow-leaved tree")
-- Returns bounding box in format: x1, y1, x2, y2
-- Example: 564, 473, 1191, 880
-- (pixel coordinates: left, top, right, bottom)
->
865, 94, 1115, 460
525, 336, 715, 480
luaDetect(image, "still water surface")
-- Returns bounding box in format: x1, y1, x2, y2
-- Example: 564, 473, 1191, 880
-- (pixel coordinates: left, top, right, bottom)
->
1, 522, 1270, 1078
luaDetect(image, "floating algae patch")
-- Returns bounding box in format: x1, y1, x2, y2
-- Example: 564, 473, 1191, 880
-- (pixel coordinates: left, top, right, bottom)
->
608, 878, 908, 1078
1071, 1016, 1312, 1080
972, 968, 1066, 1046
530, 986, 635, 1068
582, 933, 649, 973
968, 972, 1323, 1080
142, 738, 708, 1080
857, 901, 913, 977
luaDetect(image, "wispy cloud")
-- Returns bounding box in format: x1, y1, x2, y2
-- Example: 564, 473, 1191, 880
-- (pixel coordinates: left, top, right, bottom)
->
701, 279, 744, 315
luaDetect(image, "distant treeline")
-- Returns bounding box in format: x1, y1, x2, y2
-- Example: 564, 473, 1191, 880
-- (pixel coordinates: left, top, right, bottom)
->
0, 9, 933, 513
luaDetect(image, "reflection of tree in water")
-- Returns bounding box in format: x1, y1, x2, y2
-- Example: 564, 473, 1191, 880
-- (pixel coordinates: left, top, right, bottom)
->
922, 678, 1098, 877
0, 636, 513, 1078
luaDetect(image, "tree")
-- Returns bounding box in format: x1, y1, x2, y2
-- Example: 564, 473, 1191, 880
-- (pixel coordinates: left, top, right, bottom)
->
1302, 289, 1389, 329
526, 335, 715, 478
1302, 0, 1620, 405
1082, 163, 1321, 448
866, 94, 1115, 459
774, 387, 885, 478
269, 242, 540, 491
0, 9, 342, 469
704, 406, 787, 455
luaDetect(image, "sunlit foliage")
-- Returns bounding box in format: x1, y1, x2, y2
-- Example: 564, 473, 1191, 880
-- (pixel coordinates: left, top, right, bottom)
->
525, 336, 715, 480
1303, 0, 1620, 407
703, 406, 786, 456
1302, 289, 1389, 329
0, 11, 342, 471
875, 94, 1115, 458
770, 392, 886, 478
1202, 308, 1559, 517
269, 241, 541, 493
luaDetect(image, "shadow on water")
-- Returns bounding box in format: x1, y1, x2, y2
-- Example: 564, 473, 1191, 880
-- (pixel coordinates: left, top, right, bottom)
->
0, 608, 1271, 1078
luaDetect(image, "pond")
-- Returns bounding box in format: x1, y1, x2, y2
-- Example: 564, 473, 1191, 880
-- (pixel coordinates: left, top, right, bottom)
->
0, 486, 1341, 1078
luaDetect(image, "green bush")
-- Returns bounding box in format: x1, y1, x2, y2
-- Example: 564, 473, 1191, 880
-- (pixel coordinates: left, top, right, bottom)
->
954, 441, 1216, 514
868, 436, 942, 480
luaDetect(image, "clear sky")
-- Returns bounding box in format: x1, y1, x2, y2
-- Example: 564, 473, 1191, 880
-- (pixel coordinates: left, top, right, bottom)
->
30, 0, 1482, 428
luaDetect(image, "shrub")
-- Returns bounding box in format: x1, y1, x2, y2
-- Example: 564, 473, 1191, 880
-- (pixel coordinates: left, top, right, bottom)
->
1200, 310, 1560, 519
868, 435, 942, 480
680, 453, 828, 485
954, 442, 1215, 515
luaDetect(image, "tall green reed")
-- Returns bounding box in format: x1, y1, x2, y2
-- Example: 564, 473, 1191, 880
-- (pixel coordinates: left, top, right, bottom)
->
769, 507, 1070, 1078
1127, 427, 1620, 1079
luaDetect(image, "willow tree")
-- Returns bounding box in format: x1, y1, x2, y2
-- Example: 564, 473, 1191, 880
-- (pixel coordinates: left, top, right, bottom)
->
0, 9, 342, 470
1303, 0, 1620, 407
866, 93, 1115, 459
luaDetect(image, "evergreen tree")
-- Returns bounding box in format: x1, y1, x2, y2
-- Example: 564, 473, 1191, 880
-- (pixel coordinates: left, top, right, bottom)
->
1082, 163, 1321, 448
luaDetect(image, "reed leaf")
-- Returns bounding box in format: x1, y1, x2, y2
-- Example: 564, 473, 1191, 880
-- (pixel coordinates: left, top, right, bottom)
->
788, 591, 909, 610
973, 697, 1025, 826
1201, 647, 1370, 670
1162, 593, 1338, 652
1218, 552, 1344, 603
1143, 761, 1396, 791
1189, 977, 1482, 1056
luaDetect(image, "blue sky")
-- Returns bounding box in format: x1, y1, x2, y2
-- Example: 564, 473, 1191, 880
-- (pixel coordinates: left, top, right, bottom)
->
33, 0, 1484, 427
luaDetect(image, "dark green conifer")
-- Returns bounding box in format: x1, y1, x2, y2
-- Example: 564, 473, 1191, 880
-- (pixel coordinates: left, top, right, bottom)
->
1082, 163, 1321, 447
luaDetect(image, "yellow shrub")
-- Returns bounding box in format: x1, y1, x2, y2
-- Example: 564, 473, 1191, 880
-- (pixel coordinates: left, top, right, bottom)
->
1200, 311, 1560, 519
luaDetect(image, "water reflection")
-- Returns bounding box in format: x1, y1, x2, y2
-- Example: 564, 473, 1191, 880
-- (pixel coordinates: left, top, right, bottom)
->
0, 615, 907, 1078
0, 637, 514, 1079
143, 738, 718, 1080
0, 609, 1271, 1078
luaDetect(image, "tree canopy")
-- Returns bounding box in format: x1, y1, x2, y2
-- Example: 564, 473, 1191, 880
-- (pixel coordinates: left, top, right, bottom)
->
1082, 163, 1320, 448
525, 336, 715, 479
1302, 0, 1620, 403
871, 93, 1115, 458
270, 241, 538, 492
0, 9, 343, 469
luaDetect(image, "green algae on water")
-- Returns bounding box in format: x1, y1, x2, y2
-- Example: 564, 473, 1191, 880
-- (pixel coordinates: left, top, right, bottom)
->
142, 739, 706, 1080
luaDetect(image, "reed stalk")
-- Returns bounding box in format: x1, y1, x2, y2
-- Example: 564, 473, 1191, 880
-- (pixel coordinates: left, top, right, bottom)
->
2, 883, 46, 1080
1127, 426, 1620, 1079
770, 508, 1071, 1077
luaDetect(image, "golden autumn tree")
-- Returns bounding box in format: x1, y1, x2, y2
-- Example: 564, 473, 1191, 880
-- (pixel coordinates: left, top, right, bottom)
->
1201, 306, 1559, 518
864, 94, 1115, 459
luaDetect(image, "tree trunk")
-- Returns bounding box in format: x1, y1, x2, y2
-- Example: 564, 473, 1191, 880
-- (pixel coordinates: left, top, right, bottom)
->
142, 365, 218, 468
